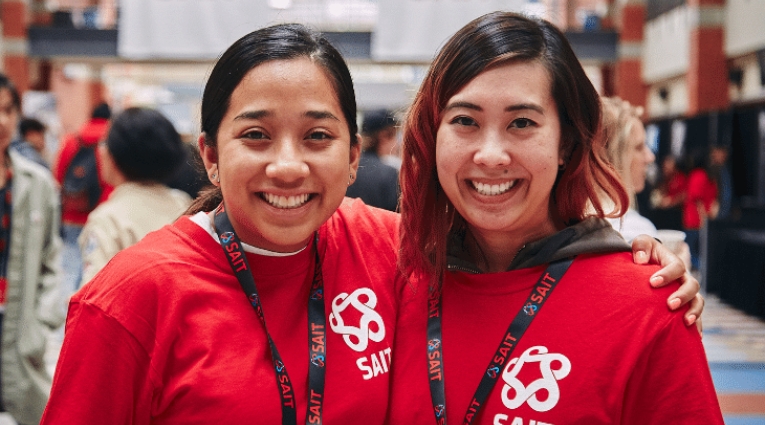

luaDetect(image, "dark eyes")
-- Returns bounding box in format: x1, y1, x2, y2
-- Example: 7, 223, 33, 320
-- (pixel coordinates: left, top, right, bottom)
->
242, 130, 267, 140
450, 116, 477, 127
307, 131, 331, 141
511, 118, 535, 129
449, 116, 536, 129
241, 130, 332, 142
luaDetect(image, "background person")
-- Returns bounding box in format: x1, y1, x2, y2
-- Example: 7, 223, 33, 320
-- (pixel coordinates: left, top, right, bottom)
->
345, 109, 400, 211
682, 148, 718, 271
709, 145, 732, 219
52, 102, 113, 295
601, 96, 691, 268
11, 117, 49, 168
0, 73, 65, 425
78, 107, 192, 287
390, 12, 720, 424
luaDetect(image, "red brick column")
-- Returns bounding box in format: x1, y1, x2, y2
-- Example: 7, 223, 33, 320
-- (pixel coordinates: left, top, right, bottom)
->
1, 0, 29, 93
687, 0, 728, 115
614, 0, 647, 108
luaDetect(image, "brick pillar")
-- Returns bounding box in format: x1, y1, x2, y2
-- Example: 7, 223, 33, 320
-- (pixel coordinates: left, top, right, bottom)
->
1, 0, 30, 93
614, 0, 647, 108
687, 0, 728, 115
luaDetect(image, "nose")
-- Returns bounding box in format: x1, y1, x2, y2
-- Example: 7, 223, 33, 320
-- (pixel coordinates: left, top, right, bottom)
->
473, 131, 511, 168
645, 144, 655, 165
265, 140, 310, 183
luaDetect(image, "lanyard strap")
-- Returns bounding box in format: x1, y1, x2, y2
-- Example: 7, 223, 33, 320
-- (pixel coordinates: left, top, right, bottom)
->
427, 257, 574, 425
213, 204, 326, 425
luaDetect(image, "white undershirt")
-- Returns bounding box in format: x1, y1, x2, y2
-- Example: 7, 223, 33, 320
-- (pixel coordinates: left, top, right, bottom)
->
189, 211, 306, 257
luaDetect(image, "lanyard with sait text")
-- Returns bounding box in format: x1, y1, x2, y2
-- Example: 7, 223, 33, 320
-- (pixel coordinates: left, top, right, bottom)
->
213, 204, 327, 425
427, 257, 574, 425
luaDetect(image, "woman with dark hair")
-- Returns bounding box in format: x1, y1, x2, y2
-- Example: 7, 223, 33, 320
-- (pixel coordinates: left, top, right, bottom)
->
389, 12, 721, 424
77, 107, 192, 286
41, 24, 399, 424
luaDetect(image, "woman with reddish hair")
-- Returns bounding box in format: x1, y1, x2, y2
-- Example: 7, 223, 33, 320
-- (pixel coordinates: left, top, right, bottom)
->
389, 11, 721, 424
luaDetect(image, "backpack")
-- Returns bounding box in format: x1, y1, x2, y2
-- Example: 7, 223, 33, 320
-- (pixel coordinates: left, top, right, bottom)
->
61, 138, 101, 214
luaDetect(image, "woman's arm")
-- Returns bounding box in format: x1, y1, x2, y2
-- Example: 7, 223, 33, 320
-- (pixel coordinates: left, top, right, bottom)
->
631, 235, 704, 329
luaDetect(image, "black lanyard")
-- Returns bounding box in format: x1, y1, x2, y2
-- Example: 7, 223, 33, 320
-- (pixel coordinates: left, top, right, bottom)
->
427, 257, 574, 425
213, 203, 326, 425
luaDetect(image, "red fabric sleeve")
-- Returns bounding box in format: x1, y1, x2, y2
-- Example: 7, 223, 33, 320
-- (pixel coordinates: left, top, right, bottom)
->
621, 316, 724, 425
41, 302, 155, 425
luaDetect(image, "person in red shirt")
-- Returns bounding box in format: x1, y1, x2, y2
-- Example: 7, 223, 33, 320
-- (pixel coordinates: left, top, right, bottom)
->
391, 12, 722, 425
52, 103, 113, 294
656, 155, 687, 209
682, 149, 719, 270
43, 23, 700, 425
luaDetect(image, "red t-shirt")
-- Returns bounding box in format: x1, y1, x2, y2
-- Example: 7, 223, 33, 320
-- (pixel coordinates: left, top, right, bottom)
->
387, 253, 723, 425
683, 169, 718, 229
52, 118, 113, 225
42, 199, 401, 424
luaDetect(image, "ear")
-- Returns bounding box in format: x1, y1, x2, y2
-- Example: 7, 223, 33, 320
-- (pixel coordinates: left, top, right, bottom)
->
349, 134, 362, 174
198, 133, 221, 185
198, 133, 218, 172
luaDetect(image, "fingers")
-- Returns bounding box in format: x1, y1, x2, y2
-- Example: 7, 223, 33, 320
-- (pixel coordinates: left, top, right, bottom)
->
685, 293, 705, 328
635, 236, 686, 287
631, 234, 654, 265
631, 234, 703, 328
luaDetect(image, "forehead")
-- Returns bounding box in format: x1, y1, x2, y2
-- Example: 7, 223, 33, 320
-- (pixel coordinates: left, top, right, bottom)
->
451, 60, 554, 105
233, 59, 338, 104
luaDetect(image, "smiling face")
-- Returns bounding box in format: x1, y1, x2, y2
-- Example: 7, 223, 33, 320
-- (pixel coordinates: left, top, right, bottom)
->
200, 58, 360, 252
436, 60, 562, 251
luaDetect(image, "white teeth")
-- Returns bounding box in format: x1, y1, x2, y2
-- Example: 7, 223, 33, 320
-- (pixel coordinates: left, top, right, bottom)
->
471, 180, 517, 196
263, 193, 310, 209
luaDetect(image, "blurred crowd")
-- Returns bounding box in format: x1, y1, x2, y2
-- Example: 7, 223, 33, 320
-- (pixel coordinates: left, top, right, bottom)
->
642, 145, 732, 271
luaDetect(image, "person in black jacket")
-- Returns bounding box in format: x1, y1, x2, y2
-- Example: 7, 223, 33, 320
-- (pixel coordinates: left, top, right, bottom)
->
345, 110, 400, 211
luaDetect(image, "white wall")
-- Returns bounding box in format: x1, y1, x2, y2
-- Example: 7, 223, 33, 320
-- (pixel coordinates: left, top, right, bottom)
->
725, 0, 765, 57
647, 77, 688, 118
642, 6, 691, 84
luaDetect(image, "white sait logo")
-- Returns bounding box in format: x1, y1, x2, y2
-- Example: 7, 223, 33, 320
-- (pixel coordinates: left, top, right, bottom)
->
329, 287, 385, 352
501, 346, 571, 412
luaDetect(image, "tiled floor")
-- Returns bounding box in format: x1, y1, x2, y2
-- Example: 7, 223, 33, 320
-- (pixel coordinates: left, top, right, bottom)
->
702, 294, 765, 424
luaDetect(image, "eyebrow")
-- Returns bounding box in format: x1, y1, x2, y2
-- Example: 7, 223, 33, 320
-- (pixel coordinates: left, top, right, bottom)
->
443, 101, 545, 115
233, 110, 340, 122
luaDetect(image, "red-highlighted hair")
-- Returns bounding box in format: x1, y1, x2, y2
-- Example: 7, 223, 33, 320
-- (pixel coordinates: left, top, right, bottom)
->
399, 12, 628, 285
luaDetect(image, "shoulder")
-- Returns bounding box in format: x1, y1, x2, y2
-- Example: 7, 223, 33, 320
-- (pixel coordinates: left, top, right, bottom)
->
76, 217, 221, 301
168, 187, 193, 205
568, 252, 668, 302
331, 197, 400, 235
321, 198, 400, 264
11, 150, 56, 187
619, 210, 658, 241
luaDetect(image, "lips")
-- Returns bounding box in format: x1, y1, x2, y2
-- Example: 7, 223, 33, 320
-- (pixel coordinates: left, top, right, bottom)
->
470, 180, 518, 196
261, 192, 311, 209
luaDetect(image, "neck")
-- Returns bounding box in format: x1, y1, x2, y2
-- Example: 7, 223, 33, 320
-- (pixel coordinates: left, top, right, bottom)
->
467, 221, 557, 273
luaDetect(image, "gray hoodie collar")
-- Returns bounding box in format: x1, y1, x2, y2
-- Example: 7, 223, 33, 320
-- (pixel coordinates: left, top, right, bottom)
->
446, 217, 630, 273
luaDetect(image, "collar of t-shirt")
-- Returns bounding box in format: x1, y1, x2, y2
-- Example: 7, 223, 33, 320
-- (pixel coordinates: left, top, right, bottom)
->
189, 211, 307, 257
